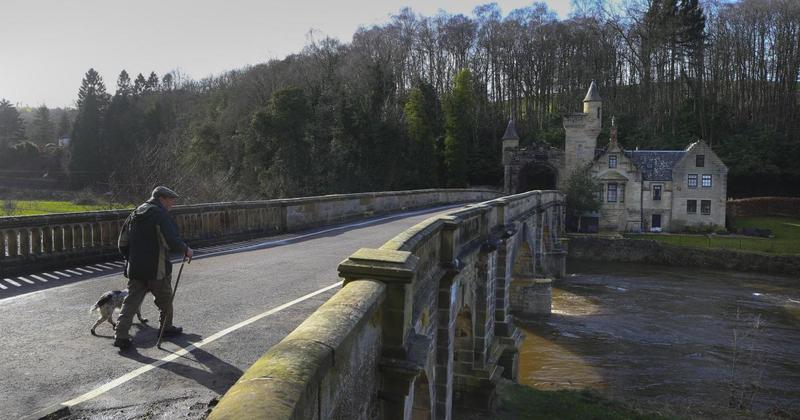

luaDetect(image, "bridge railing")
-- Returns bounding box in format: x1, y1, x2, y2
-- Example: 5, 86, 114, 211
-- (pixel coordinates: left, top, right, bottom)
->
0, 189, 502, 277
209, 189, 566, 420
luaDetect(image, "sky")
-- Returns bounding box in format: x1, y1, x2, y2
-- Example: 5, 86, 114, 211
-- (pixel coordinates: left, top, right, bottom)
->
0, 0, 573, 108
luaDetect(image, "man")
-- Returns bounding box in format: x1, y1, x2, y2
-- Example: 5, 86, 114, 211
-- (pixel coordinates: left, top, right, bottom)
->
114, 186, 193, 350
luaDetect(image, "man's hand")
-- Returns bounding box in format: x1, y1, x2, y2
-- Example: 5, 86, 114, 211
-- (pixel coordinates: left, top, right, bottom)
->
185, 246, 194, 263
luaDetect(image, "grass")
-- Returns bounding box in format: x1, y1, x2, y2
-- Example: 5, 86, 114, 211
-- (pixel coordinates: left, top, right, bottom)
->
0, 200, 130, 216
627, 216, 800, 255
493, 380, 673, 420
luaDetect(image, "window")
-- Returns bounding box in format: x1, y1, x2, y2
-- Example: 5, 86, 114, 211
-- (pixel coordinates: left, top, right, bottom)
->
653, 185, 662, 201
619, 184, 625, 203
608, 154, 617, 168
596, 184, 603, 202
687, 200, 697, 214
701, 200, 711, 215
607, 183, 617, 202
696, 155, 705, 167
688, 174, 698, 189
597, 107, 601, 119
702, 174, 712, 188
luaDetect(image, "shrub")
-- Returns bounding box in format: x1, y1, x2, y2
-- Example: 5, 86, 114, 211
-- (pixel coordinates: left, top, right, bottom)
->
71, 188, 99, 206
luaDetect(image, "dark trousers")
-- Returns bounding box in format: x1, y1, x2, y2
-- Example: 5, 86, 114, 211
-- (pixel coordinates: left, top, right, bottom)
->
115, 275, 173, 340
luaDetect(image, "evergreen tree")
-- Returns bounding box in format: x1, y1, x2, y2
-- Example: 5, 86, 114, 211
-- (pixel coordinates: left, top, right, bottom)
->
443, 69, 475, 187
0, 99, 25, 149
116, 70, 132, 97
404, 82, 442, 187
146, 72, 159, 92
133, 73, 147, 95
31, 106, 54, 145
70, 68, 109, 185
249, 87, 311, 197
161, 73, 174, 91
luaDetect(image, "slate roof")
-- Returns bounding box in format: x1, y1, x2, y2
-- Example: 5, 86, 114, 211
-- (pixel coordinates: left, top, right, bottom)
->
624, 150, 686, 181
502, 119, 520, 140
583, 81, 601, 102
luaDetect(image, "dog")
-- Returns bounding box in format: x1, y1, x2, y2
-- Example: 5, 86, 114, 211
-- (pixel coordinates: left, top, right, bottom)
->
90, 289, 148, 335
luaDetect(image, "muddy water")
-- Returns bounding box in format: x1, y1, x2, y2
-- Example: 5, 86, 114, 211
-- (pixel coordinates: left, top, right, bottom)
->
518, 260, 800, 413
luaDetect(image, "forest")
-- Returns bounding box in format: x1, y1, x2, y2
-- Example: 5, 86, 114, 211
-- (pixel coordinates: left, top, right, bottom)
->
0, 0, 797, 202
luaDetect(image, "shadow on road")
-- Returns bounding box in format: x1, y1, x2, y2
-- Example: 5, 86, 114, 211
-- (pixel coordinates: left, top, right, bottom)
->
118, 332, 243, 395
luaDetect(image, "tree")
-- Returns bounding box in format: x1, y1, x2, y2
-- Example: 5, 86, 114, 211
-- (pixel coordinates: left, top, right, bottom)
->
133, 73, 147, 95
249, 87, 312, 197
116, 70, 132, 97
564, 165, 600, 231
443, 69, 475, 187
162, 73, 174, 91
0, 99, 25, 149
404, 82, 442, 186
146, 72, 159, 92
31, 106, 54, 145
69, 68, 110, 186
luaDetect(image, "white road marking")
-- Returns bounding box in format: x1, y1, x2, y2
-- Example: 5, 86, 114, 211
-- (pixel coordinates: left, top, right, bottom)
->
65, 269, 82, 276
42, 273, 60, 280
4, 278, 21, 287
0, 282, 6, 290
61, 281, 343, 408
54, 271, 72, 277
76, 268, 94, 274
107, 262, 125, 267
30, 275, 47, 283
18, 277, 35, 284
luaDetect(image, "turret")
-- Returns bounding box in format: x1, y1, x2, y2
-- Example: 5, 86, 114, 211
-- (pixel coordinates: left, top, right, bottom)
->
502, 119, 520, 193
582, 80, 602, 128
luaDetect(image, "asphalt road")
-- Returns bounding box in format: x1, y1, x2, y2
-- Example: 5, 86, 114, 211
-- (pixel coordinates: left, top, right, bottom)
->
0, 206, 453, 419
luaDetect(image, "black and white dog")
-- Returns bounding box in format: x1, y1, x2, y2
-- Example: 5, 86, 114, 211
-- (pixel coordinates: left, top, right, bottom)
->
90, 289, 148, 335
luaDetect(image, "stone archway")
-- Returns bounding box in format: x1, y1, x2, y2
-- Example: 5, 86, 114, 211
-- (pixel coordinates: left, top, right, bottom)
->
517, 163, 558, 193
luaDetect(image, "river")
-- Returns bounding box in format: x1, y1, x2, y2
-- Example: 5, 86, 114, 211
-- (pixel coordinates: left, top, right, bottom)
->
518, 260, 800, 415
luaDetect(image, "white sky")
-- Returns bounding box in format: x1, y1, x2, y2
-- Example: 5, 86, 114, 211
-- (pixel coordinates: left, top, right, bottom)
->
0, 0, 573, 108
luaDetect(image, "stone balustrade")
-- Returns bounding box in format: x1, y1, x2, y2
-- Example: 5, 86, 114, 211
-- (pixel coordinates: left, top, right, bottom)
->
0, 189, 501, 277
210, 189, 567, 420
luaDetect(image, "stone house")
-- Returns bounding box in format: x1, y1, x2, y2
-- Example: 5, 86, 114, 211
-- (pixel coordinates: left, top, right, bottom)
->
502, 81, 728, 232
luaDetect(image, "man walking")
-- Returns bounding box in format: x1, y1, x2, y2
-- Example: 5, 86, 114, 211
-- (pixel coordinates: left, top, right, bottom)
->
114, 186, 193, 350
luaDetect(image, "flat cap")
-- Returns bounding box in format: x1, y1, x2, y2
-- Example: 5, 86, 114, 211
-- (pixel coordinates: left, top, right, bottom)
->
151, 186, 180, 199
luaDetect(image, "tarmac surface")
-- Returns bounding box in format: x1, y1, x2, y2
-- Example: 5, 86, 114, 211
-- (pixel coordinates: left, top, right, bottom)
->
0, 206, 454, 419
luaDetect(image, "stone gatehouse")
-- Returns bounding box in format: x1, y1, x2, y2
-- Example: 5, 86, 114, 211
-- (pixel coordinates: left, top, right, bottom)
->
502, 81, 728, 232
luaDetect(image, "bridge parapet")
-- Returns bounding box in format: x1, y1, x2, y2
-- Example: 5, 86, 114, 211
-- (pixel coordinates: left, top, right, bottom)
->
210, 189, 567, 420
0, 189, 501, 277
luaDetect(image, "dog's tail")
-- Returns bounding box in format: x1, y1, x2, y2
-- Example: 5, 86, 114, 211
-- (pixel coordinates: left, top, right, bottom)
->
90, 291, 114, 313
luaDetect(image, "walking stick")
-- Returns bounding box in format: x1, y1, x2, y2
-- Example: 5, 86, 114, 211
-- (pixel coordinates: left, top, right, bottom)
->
157, 255, 190, 349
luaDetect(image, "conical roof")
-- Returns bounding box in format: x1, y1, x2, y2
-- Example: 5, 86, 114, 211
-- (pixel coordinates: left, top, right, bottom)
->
583, 80, 601, 102
501, 119, 520, 140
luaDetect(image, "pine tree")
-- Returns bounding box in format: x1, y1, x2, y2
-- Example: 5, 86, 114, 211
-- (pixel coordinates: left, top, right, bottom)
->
443, 69, 475, 187
0, 99, 25, 149
70, 68, 110, 186
404, 82, 441, 187
146, 72, 159, 92
57, 112, 70, 139
31, 105, 54, 145
161, 73, 174, 91
133, 73, 147, 95
116, 70, 132, 97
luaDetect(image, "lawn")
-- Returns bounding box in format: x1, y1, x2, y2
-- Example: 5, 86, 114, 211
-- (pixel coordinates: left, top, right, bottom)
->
627, 216, 800, 255
0, 200, 131, 216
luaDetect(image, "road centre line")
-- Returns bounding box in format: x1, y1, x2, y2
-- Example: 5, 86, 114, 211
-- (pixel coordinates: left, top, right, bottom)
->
61, 280, 343, 408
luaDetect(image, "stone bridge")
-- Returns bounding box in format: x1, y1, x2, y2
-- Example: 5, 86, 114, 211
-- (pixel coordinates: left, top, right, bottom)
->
210, 189, 566, 419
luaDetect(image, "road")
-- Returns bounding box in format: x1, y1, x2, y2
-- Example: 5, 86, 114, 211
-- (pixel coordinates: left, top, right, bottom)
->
0, 206, 453, 419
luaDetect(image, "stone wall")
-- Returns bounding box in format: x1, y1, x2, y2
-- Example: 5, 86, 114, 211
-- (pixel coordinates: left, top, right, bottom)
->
0, 189, 502, 277
209, 190, 568, 420
568, 236, 800, 277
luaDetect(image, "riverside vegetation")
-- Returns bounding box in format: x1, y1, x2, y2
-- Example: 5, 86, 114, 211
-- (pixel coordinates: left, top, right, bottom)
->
0, 0, 797, 204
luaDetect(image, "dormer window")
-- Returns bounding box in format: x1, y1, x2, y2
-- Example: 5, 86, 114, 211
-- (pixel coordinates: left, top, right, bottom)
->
608, 154, 617, 168
696, 155, 705, 167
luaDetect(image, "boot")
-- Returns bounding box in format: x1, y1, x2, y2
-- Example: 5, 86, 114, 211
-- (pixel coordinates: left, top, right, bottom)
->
161, 325, 183, 337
